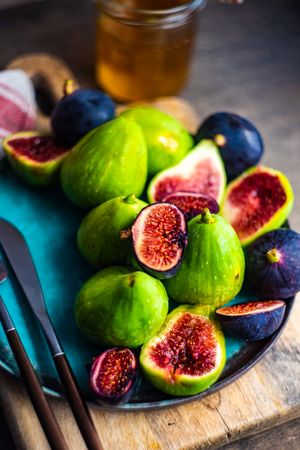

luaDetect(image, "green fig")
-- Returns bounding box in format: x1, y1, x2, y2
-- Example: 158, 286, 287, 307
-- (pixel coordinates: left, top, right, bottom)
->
121, 106, 193, 176
77, 194, 147, 269
164, 209, 245, 307
140, 304, 226, 396
74, 266, 169, 348
61, 117, 148, 208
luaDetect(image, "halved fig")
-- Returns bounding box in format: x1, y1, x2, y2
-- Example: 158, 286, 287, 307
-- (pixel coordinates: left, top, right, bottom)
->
147, 140, 226, 204
131, 203, 187, 279
216, 300, 286, 341
90, 347, 138, 404
140, 305, 226, 396
163, 192, 219, 221
221, 166, 294, 246
245, 229, 300, 299
3, 131, 71, 186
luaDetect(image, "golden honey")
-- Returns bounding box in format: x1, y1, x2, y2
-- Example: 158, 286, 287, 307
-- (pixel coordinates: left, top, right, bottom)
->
95, 1, 206, 101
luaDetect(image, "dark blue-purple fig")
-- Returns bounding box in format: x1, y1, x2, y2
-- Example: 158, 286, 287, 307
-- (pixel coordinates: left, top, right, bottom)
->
216, 300, 286, 341
51, 80, 115, 146
89, 347, 138, 405
131, 203, 187, 279
195, 112, 264, 180
245, 229, 300, 299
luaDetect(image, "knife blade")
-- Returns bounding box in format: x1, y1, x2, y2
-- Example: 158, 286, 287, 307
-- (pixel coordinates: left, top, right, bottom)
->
0, 259, 8, 283
0, 218, 102, 450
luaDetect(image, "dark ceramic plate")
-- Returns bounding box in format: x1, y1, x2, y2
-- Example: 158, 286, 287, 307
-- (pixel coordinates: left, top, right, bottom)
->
0, 170, 294, 411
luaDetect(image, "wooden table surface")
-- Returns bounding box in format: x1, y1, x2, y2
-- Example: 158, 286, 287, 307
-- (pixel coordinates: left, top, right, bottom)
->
0, 1, 300, 449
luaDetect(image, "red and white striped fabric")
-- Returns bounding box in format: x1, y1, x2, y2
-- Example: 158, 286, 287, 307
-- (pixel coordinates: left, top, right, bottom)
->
0, 70, 37, 154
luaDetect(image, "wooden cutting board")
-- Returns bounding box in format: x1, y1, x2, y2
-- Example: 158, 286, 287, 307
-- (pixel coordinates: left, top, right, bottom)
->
1, 54, 300, 450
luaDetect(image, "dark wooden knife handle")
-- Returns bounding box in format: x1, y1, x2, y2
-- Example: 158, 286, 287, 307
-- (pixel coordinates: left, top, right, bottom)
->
7, 331, 69, 450
53, 354, 103, 450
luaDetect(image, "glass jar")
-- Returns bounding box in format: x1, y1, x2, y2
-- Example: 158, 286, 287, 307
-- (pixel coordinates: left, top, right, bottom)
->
94, 0, 207, 101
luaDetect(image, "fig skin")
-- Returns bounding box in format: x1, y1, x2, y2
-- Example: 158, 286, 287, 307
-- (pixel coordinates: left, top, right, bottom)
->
51, 83, 116, 146
3, 131, 70, 186
61, 117, 148, 208
140, 304, 226, 396
221, 166, 294, 246
195, 112, 264, 180
147, 139, 226, 204
121, 106, 193, 176
77, 195, 147, 269
216, 300, 286, 341
89, 347, 138, 405
245, 229, 300, 299
164, 210, 245, 307
74, 266, 169, 348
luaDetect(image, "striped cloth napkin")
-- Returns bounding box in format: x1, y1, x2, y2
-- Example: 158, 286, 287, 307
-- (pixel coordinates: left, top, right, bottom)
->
0, 69, 37, 157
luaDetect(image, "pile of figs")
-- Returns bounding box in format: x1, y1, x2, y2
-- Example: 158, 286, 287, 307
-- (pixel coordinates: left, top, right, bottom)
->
2, 83, 300, 404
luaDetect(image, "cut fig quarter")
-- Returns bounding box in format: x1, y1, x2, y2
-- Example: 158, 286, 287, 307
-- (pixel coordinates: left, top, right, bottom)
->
131, 203, 187, 279
89, 347, 138, 404
162, 192, 219, 221
216, 300, 286, 342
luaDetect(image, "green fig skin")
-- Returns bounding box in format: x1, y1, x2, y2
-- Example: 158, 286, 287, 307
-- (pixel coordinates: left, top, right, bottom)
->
77, 195, 147, 269
60, 117, 148, 208
74, 266, 169, 348
140, 304, 226, 396
164, 211, 245, 307
121, 106, 193, 176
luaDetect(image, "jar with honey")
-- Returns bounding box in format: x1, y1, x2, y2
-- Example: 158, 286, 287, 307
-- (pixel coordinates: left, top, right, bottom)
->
94, 0, 207, 101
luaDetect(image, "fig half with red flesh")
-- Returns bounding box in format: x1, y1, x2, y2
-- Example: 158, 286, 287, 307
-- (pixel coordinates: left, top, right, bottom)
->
131, 203, 187, 279
216, 300, 286, 341
221, 166, 294, 246
140, 305, 226, 396
148, 140, 226, 204
245, 229, 300, 299
163, 192, 219, 221
3, 131, 71, 186
90, 347, 138, 404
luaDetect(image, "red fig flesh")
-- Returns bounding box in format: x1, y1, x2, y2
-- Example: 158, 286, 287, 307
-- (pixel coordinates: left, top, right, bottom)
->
90, 347, 137, 404
131, 203, 187, 279
163, 192, 219, 221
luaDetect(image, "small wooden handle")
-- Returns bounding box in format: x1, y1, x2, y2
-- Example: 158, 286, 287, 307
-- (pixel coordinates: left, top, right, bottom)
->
54, 354, 103, 450
6, 331, 69, 450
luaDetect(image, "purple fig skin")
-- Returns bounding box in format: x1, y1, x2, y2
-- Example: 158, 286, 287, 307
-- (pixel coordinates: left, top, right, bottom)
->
89, 347, 138, 405
216, 300, 286, 341
245, 229, 300, 299
131, 203, 188, 280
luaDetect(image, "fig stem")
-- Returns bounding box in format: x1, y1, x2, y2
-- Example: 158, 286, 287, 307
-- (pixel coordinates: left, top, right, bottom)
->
63, 79, 74, 96
199, 208, 215, 224
123, 194, 137, 205
120, 228, 132, 240
267, 248, 280, 264
214, 134, 227, 147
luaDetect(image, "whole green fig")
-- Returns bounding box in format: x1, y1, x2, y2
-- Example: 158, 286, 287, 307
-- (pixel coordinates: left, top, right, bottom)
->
75, 266, 169, 348
121, 106, 193, 176
164, 209, 245, 307
77, 194, 147, 269
61, 117, 148, 208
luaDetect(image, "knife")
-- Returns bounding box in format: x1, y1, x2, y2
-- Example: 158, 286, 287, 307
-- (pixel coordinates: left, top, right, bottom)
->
0, 218, 102, 450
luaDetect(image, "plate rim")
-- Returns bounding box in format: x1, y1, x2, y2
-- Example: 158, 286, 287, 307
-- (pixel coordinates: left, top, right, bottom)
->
0, 296, 294, 412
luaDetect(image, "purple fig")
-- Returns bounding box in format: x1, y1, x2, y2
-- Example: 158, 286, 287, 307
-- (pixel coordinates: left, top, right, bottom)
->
245, 229, 300, 298
131, 203, 187, 279
163, 191, 219, 221
216, 300, 286, 341
90, 347, 138, 404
